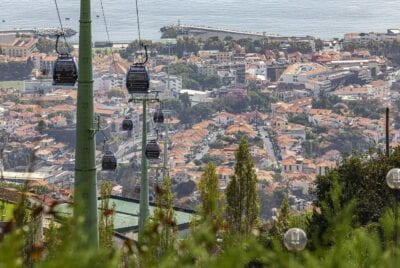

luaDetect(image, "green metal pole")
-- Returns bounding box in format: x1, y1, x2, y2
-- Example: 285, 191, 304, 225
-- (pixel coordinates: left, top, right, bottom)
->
74, 0, 98, 247
139, 99, 149, 236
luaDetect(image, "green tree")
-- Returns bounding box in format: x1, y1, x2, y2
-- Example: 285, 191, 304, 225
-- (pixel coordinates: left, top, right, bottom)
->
162, 98, 183, 114
203, 36, 224, 51
176, 37, 200, 58
312, 93, 341, 109
120, 39, 153, 59
142, 177, 177, 264
36, 120, 47, 135
198, 162, 221, 222
36, 38, 56, 54
201, 153, 223, 165
36, 38, 73, 54
249, 90, 275, 112
225, 137, 259, 234
189, 103, 215, 122
221, 91, 250, 114
269, 196, 290, 239
203, 74, 221, 89
161, 28, 178, 39
308, 148, 400, 245
179, 92, 191, 108
314, 38, 324, 51
0, 60, 34, 81
98, 182, 115, 250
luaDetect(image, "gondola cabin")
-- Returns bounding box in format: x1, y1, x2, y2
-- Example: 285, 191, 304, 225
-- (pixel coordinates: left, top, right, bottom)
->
122, 117, 134, 131
153, 110, 164, 124
145, 140, 161, 160
126, 64, 150, 94
102, 151, 117, 170
53, 54, 78, 86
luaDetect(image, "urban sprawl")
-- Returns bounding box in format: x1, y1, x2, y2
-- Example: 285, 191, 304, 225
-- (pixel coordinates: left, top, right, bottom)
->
1, 25, 400, 237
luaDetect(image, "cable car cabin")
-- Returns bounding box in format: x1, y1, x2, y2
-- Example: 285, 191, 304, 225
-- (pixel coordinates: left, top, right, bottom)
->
153, 110, 164, 124
145, 140, 161, 160
102, 151, 117, 170
122, 117, 134, 131
53, 54, 78, 86
126, 64, 150, 94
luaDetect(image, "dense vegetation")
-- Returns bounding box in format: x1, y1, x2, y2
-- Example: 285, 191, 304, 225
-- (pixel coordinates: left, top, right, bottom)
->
36, 38, 73, 54
2, 140, 400, 267
0, 59, 34, 81
343, 40, 400, 65
162, 89, 274, 127
166, 63, 221, 90
121, 35, 320, 61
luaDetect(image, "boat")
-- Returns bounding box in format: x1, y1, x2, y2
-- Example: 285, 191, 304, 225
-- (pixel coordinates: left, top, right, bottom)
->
65, 17, 70, 21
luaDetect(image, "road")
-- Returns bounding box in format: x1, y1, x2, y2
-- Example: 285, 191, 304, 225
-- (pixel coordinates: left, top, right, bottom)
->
258, 125, 278, 168
194, 131, 218, 161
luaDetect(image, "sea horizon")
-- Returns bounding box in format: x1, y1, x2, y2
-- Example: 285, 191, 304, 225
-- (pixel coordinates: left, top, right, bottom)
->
1, 0, 400, 42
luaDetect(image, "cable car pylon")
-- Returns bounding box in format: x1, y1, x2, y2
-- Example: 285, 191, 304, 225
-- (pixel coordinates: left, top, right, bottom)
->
73, 0, 99, 247
129, 93, 160, 239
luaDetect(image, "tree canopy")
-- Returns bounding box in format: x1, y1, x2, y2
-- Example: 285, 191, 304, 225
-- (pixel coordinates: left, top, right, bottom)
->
226, 137, 259, 234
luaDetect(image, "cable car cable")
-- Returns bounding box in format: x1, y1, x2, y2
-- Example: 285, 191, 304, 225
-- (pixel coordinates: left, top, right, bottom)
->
53, 0, 71, 54
134, 0, 142, 45
125, 0, 150, 94
134, 0, 149, 63
99, 0, 118, 73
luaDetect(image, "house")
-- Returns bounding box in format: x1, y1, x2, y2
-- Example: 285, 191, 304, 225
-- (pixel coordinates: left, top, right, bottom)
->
214, 112, 235, 126
316, 161, 336, 176
276, 124, 306, 140
282, 156, 303, 173
0, 35, 37, 57
50, 115, 67, 128
179, 89, 211, 106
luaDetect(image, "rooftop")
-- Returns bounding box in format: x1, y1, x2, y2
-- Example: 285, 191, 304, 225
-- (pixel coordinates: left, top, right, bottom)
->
55, 195, 194, 235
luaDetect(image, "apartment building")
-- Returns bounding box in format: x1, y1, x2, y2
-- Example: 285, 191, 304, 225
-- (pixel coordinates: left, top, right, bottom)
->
0, 35, 37, 57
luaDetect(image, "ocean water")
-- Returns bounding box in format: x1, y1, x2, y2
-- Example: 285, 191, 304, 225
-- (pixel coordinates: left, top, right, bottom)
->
1, 0, 400, 41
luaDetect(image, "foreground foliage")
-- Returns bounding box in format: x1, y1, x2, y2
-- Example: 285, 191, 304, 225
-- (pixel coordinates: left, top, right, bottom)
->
2, 148, 400, 267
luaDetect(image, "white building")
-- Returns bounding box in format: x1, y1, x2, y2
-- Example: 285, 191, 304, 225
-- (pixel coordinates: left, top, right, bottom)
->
279, 63, 328, 85
151, 72, 182, 99
179, 89, 211, 106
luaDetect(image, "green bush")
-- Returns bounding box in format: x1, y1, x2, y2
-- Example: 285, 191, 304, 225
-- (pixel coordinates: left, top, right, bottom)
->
3, 149, 400, 267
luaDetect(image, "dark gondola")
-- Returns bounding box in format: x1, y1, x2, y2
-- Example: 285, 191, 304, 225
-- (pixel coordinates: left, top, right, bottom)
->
53, 54, 78, 86
52, 34, 78, 86
126, 45, 150, 94
102, 151, 117, 170
145, 140, 161, 160
122, 117, 134, 131
126, 64, 150, 94
153, 110, 164, 124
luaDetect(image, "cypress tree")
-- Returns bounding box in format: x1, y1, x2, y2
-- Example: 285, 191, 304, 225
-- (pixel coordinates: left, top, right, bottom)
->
199, 162, 221, 222
142, 177, 177, 263
99, 182, 115, 250
269, 195, 291, 239
154, 177, 177, 255
226, 137, 259, 234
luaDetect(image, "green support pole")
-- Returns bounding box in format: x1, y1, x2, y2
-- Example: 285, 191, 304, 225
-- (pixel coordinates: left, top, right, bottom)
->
74, 0, 98, 247
139, 99, 149, 237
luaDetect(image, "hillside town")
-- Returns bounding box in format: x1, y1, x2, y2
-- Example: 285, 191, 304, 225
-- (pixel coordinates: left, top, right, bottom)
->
1, 25, 400, 221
